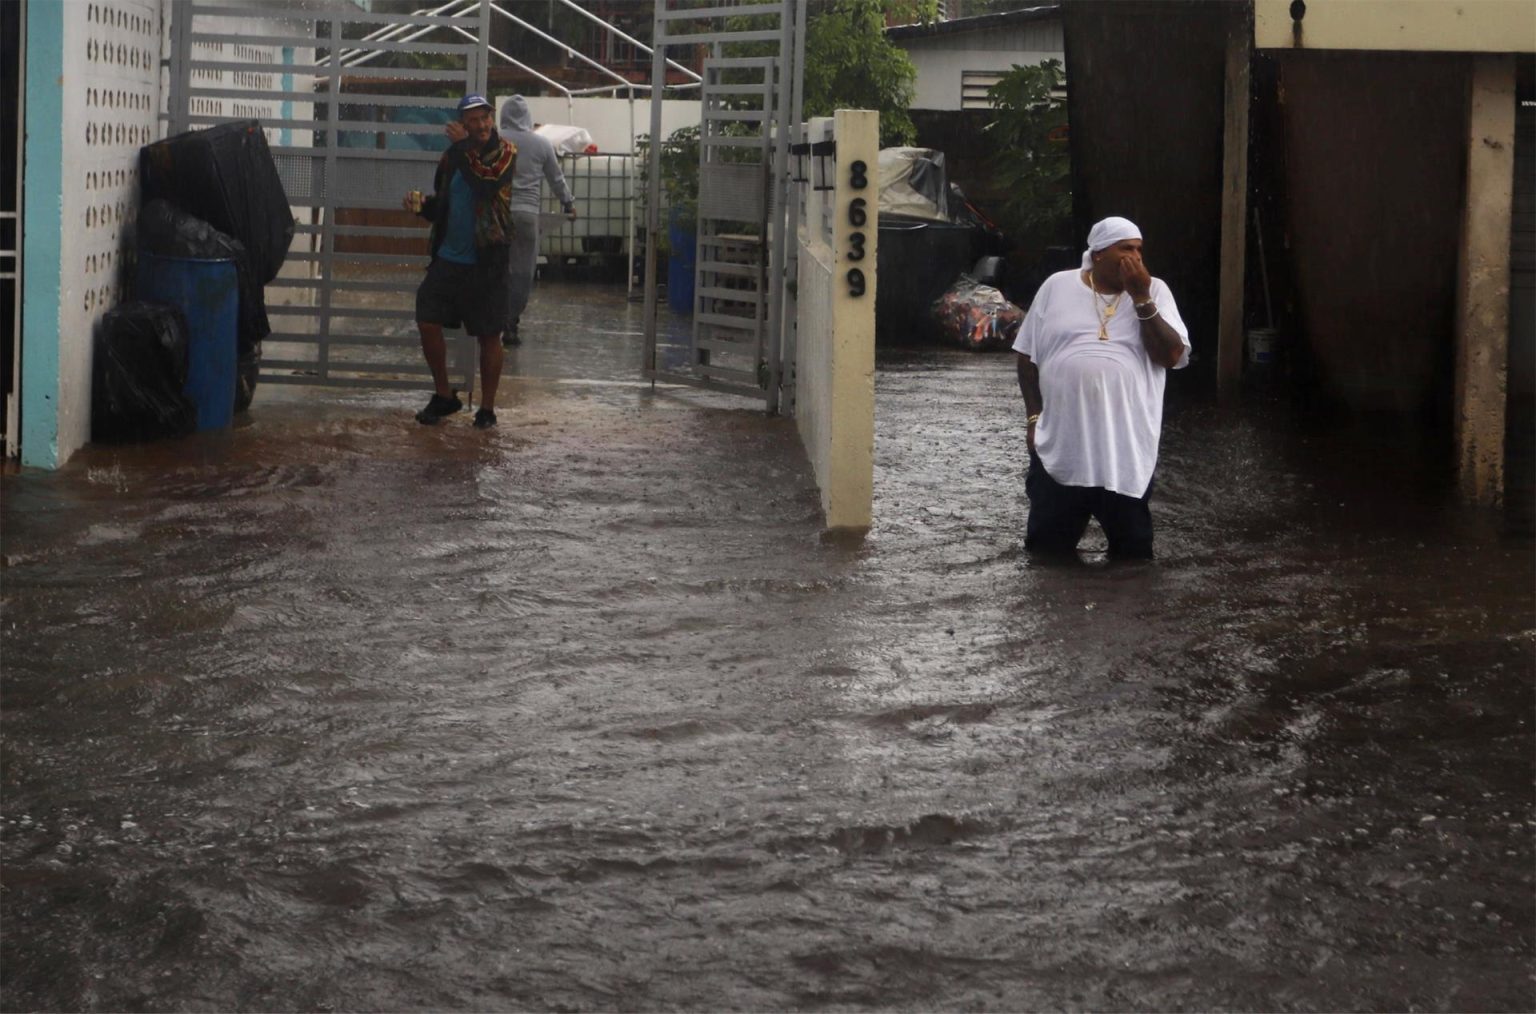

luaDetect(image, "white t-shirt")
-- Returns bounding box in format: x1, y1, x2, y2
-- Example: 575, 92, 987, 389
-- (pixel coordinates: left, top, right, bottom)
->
1011, 269, 1191, 498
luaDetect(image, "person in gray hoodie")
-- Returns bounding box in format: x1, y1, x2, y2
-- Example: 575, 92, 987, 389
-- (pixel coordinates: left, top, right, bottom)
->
497, 95, 577, 347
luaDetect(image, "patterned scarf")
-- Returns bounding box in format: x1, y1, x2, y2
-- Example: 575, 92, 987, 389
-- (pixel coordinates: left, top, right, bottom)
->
439, 135, 517, 249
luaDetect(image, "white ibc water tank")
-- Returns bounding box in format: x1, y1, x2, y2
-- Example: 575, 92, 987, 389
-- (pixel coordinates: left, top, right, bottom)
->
539, 154, 635, 265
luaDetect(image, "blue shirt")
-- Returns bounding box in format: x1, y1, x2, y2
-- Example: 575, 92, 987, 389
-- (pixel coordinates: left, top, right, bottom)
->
437, 171, 477, 265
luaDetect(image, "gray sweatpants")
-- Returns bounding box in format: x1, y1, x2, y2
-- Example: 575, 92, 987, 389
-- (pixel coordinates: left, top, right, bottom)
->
505, 211, 540, 331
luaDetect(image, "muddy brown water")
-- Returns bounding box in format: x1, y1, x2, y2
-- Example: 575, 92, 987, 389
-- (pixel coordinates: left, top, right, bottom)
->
3, 282, 1533, 1011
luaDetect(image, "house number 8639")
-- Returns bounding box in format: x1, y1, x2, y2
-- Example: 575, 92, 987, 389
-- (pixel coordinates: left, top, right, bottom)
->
846, 159, 868, 298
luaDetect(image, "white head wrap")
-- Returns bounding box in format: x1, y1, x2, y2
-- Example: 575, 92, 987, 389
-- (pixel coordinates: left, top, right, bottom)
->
1081, 216, 1143, 271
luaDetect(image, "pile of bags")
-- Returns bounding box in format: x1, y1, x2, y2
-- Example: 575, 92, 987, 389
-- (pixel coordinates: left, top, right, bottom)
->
930, 274, 1024, 352
95, 121, 294, 441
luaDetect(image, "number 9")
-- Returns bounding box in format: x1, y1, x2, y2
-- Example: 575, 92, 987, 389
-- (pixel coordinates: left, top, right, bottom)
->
847, 268, 865, 297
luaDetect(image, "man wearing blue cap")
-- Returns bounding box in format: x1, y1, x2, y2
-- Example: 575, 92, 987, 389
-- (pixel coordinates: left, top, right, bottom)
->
403, 93, 517, 429
1012, 217, 1191, 558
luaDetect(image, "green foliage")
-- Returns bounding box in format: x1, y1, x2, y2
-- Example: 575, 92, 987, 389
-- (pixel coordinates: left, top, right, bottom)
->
640, 0, 939, 244
984, 59, 1071, 241
799, 0, 934, 148
635, 125, 700, 251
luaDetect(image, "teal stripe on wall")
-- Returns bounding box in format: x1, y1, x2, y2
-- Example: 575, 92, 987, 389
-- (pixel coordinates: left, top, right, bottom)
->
20, 0, 64, 469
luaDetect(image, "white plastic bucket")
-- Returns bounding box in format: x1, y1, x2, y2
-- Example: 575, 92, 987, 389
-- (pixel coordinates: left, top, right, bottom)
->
1247, 327, 1281, 365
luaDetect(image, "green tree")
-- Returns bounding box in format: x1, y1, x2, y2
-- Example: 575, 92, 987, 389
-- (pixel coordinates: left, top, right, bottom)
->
799, 0, 935, 148
984, 59, 1071, 242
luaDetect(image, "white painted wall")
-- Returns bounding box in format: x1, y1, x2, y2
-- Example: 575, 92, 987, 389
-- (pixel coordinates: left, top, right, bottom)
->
895, 20, 1064, 110
507, 96, 703, 154
48, 0, 163, 466
1255, 0, 1536, 53
794, 111, 877, 531
905, 47, 1063, 108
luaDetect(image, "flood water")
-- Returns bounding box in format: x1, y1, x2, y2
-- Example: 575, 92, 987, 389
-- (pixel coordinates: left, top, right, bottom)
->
3, 281, 1533, 1011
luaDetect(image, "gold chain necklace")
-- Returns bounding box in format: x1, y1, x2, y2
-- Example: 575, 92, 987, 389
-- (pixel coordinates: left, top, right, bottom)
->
1087, 270, 1120, 341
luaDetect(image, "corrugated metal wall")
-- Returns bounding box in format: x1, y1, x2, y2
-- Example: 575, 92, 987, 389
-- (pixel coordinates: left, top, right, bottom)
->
1273, 51, 1467, 418
1061, 0, 1233, 392
1506, 76, 1534, 529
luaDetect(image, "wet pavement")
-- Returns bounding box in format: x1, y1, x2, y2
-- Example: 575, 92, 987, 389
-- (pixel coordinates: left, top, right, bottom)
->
3, 280, 1534, 1011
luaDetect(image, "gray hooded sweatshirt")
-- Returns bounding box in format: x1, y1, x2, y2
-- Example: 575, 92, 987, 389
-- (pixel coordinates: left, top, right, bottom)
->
498, 96, 576, 216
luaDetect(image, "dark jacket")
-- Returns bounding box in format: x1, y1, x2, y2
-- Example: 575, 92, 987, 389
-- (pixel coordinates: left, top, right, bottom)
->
418, 131, 518, 274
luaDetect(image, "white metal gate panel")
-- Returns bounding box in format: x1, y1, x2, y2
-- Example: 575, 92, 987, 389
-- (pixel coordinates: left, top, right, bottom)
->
690, 56, 775, 392
166, 1, 489, 392
642, 1, 805, 411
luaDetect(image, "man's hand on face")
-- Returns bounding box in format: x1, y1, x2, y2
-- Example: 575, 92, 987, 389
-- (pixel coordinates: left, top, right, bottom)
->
445, 121, 469, 144
1119, 251, 1153, 303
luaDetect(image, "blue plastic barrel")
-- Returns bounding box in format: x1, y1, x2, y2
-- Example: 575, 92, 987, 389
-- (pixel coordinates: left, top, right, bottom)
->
667, 211, 696, 315
135, 254, 238, 431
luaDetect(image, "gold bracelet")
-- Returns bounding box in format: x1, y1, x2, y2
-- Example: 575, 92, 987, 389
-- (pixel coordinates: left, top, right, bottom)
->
1027, 413, 1041, 425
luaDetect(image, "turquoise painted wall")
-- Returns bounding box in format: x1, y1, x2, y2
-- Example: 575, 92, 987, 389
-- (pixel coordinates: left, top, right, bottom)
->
20, 0, 63, 469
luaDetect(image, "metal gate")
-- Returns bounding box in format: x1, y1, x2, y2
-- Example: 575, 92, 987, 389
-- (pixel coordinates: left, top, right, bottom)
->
166, 1, 489, 393
642, 1, 805, 412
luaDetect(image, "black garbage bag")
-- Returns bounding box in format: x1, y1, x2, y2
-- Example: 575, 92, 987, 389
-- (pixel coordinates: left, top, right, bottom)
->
92, 302, 197, 443
138, 198, 269, 358
139, 120, 294, 284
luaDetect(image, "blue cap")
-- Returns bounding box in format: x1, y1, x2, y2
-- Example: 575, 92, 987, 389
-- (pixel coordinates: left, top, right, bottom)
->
457, 93, 493, 114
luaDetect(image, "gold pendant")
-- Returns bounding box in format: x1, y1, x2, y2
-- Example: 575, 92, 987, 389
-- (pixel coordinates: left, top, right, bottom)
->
1102, 304, 1117, 319
1097, 325, 1109, 341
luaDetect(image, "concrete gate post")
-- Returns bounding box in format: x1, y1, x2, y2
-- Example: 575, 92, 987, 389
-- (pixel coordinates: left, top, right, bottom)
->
793, 109, 877, 532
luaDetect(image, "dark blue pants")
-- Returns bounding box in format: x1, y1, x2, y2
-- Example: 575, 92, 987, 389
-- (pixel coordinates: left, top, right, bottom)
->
1025, 453, 1155, 559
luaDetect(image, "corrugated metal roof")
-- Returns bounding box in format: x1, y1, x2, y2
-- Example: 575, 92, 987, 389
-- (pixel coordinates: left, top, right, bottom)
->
886, 4, 1061, 40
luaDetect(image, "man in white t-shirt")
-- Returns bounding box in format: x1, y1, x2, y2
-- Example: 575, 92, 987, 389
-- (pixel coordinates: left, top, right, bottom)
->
1012, 216, 1191, 558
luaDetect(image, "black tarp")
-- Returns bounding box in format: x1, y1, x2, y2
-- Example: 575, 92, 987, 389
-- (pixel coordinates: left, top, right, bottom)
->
139, 120, 294, 284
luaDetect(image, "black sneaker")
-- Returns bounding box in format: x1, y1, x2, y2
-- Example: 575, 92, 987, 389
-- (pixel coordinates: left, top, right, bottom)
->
472, 408, 497, 430
415, 392, 463, 425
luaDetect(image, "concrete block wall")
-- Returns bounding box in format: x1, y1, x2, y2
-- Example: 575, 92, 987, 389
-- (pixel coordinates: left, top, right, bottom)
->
22, 0, 162, 468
